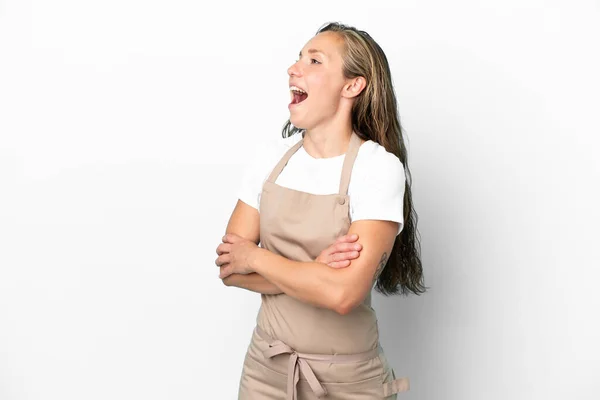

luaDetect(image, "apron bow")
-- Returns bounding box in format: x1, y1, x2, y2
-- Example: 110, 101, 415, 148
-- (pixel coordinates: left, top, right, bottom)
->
262, 339, 327, 400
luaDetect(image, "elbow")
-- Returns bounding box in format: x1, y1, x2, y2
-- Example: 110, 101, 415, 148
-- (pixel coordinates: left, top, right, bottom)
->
334, 303, 354, 316
332, 288, 360, 316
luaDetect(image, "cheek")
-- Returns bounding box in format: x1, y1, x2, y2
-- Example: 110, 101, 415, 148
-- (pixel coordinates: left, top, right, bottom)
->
310, 76, 338, 104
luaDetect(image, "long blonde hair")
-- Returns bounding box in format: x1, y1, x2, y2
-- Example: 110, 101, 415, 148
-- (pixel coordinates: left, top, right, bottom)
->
282, 22, 426, 296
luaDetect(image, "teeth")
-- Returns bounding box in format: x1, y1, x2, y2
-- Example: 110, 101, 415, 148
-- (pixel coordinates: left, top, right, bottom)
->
290, 85, 307, 94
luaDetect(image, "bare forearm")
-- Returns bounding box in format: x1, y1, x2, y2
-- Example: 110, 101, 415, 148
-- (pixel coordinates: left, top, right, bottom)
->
222, 272, 283, 295
250, 248, 345, 312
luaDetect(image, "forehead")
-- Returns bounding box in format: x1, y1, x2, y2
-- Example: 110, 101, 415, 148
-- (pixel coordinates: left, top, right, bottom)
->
301, 31, 345, 58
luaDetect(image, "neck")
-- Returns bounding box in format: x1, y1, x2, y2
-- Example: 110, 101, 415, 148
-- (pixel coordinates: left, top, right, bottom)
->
303, 118, 354, 159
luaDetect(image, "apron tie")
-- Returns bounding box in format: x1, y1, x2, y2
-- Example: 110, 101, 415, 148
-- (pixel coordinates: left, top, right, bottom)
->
255, 325, 406, 399
261, 335, 327, 399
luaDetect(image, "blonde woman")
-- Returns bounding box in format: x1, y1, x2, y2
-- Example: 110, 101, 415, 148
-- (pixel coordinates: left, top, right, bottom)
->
216, 22, 426, 399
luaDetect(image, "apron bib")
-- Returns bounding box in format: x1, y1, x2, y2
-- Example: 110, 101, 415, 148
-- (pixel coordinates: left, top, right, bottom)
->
238, 131, 410, 399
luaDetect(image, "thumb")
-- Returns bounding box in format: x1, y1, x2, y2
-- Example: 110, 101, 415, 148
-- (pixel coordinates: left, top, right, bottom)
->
219, 265, 233, 279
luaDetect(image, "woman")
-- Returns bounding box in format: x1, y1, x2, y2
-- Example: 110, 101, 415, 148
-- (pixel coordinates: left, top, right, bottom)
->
216, 22, 426, 399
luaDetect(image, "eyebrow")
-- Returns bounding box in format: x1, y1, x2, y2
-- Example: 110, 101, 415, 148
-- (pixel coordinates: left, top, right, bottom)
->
299, 48, 327, 58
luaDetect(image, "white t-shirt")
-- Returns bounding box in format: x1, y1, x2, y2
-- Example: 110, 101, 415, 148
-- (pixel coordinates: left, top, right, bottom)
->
237, 134, 406, 236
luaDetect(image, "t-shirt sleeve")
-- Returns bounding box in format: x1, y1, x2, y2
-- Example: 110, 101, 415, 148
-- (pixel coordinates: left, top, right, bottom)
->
350, 151, 406, 235
236, 137, 285, 212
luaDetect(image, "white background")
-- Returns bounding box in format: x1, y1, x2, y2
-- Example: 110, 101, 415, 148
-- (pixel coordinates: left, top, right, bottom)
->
1, 1, 599, 399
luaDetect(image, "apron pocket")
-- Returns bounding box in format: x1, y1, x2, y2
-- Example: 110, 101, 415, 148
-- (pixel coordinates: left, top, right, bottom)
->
304, 373, 385, 400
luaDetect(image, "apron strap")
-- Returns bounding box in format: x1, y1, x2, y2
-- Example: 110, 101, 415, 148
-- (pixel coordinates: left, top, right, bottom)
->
266, 131, 363, 195
382, 376, 411, 396
257, 326, 327, 399
266, 137, 305, 183
338, 131, 362, 196
257, 325, 386, 399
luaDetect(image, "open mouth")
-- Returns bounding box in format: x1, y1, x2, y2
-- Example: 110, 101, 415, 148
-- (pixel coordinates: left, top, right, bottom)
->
290, 86, 308, 105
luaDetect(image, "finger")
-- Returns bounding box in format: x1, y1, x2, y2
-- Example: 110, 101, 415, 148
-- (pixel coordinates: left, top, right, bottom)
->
219, 267, 229, 279
325, 238, 359, 257
334, 242, 362, 253
322, 250, 356, 265
319, 235, 361, 262
333, 250, 360, 262
328, 240, 361, 256
328, 259, 351, 268
216, 243, 231, 255
215, 254, 231, 267
334, 233, 356, 244
333, 235, 346, 244
222, 233, 239, 244
325, 248, 358, 263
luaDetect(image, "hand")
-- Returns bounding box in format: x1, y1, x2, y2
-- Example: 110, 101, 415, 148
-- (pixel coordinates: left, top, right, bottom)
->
316, 233, 362, 268
216, 233, 259, 279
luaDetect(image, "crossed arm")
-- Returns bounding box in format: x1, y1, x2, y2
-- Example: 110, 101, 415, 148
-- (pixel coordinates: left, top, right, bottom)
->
222, 268, 283, 295
221, 200, 282, 294
220, 200, 398, 315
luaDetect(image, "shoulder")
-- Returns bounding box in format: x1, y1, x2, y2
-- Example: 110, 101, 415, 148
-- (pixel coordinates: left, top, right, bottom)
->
349, 140, 406, 233
236, 133, 303, 211
355, 140, 405, 181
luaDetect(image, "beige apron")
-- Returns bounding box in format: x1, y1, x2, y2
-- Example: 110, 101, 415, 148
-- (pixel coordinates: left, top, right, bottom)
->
238, 131, 410, 399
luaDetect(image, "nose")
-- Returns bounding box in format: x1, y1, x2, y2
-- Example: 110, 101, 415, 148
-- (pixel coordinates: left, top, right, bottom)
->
287, 60, 302, 77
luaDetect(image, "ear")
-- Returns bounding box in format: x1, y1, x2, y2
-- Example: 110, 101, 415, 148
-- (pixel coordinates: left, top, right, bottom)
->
342, 76, 366, 99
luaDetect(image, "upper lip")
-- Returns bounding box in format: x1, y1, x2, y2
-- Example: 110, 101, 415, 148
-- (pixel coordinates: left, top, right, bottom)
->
289, 82, 307, 93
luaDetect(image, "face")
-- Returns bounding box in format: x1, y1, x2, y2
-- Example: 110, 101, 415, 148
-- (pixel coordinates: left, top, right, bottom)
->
287, 31, 350, 130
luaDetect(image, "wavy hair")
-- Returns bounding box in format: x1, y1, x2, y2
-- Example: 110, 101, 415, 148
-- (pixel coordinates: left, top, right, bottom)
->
282, 22, 427, 296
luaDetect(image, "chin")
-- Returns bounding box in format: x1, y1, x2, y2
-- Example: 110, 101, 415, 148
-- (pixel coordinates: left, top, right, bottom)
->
289, 115, 306, 130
